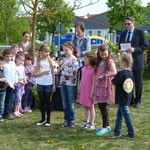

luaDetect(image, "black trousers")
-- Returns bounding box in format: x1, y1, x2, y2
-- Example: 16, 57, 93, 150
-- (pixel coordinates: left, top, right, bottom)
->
98, 103, 109, 128
132, 70, 143, 104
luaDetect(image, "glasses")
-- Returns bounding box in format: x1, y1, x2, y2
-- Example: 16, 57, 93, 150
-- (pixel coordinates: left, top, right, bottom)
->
125, 23, 132, 26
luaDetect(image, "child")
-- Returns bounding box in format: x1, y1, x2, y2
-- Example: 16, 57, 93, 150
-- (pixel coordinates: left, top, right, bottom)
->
58, 41, 78, 127
22, 54, 36, 112
3, 49, 18, 120
14, 52, 27, 117
11, 44, 20, 62
0, 56, 7, 121
78, 52, 96, 130
34, 45, 55, 127
108, 52, 135, 139
93, 44, 117, 135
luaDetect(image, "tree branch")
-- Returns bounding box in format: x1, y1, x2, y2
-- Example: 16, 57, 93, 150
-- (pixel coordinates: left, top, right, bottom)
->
73, 0, 100, 10
20, 0, 33, 15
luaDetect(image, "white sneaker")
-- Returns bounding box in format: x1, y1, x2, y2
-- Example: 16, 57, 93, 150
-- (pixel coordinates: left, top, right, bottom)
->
36, 120, 46, 126
84, 122, 95, 130
45, 122, 51, 127
80, 121, 87, 128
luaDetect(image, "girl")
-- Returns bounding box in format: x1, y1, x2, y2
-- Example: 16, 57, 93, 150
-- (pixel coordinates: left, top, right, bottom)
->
93, 44, 117, 135
14, 52, 27, 117
78, 52, 96, 130
58, 41, 78, 127
34, 45, 55, 127
22, 54, 36, 112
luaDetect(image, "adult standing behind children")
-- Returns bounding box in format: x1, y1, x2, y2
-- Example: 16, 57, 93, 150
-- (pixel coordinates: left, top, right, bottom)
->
71, 22, 91, 99
3, 49, 18, 120
18, 32, 31, 55
119, 16, 149, 108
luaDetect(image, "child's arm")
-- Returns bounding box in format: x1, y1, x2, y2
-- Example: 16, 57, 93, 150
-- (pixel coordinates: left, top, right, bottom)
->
0, 78, 7, 83
98, 61, 117, 80
51, 67, 56, 93
90, 75, 95, 101
34, 67, 50, 77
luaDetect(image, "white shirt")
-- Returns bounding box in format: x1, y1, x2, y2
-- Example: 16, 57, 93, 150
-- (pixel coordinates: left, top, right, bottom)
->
36, 60, 53, 85
16, 65, 25, 81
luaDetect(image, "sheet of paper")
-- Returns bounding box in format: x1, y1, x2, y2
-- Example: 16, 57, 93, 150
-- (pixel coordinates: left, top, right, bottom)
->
120, 43, 131, 51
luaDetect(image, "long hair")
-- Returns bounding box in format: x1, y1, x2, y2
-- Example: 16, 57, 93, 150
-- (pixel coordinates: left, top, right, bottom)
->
35, 45, 54, 74
94, 44, 112, 73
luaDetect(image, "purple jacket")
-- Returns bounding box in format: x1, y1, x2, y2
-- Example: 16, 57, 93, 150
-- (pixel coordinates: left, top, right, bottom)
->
24, 64, 36, 85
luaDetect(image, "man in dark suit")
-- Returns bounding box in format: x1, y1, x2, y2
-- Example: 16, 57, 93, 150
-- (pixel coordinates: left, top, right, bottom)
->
119, 16, 149, 108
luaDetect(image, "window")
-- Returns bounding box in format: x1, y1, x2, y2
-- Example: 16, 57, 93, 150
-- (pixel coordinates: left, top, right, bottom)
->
89, 31, 92, 36
97, 31, 101, 36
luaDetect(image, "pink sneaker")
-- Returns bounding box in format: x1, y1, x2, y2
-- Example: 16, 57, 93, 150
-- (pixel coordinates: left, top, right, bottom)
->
13, 113, 20, 117
18, 113, 23, 117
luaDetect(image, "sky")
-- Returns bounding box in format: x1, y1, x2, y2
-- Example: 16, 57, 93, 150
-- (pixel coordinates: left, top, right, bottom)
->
65, 0, 150, 16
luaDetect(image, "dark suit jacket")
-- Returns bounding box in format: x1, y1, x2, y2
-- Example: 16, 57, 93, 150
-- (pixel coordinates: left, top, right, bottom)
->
119, 28, 149, 70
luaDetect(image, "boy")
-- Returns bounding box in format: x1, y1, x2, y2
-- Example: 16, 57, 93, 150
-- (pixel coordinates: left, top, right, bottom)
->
3, 49, 18, 120
108, 52, 135, 139
0, 56, 7, 121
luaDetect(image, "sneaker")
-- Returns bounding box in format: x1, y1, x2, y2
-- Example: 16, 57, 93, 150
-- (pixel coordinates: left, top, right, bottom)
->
122, 134, 134, 139
36, 120, 46, 126
6, 114, 15, 120
62, 121, 69, 127
80, 121, 88, 128
23, 107, 29, 113
70, 121, 76, 127
28, 107, 32, 113
0, 116, 4, 122
108, 132, 121, 138
96, 128, 108, 135
45, 122, 51, 127
84, 122, 95, 130
96, 127, 111, 132
13, 112, 21, 117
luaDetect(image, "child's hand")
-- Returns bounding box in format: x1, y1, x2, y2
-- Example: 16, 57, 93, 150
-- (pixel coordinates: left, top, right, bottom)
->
43, 70, 50, 75
52, 86, 56, 93
90, 92, 93, 100
30, 69, 34, 74
14, 82, 17, 86
12, 86, 15, 90
19, 81, 26, 85
98, 75, 103, 81
1, 78, 7, 83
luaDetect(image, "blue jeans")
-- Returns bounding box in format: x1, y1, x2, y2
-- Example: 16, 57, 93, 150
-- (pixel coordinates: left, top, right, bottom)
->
37, 84, 53, 92
60, 84, 75, 121
114, 105, 135, 137
5, 87, 13, 116
0, 90, 6, 115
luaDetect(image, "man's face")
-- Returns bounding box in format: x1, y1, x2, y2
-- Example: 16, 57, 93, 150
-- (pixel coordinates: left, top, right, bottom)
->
125, 19, 135, 31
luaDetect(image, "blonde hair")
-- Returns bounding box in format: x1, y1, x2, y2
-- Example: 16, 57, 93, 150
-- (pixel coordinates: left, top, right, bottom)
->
35, 45, 54, 73
120, 52, 133, 69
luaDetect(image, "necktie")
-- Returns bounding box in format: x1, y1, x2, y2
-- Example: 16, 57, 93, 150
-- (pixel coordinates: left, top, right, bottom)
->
127, 31, 131, 41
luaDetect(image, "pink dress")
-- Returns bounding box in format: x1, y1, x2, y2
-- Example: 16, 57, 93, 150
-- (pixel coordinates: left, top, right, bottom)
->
78, 66, 95, 107
93, 59, 114, 103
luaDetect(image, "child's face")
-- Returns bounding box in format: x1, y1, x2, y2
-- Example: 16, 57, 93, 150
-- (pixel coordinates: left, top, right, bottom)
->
84, 56, 90, 66
0, 60, 4, 69
99, 50, 108, 61
40, 50, 49, 59
63, 46, 72, 58
25, 59, 32, 66
4, 54, 12, 62
12, 46, 19, 54
16, 56, 25, 66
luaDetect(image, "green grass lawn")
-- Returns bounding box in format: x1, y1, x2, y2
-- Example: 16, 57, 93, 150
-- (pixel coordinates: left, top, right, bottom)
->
0, 79, 150, 150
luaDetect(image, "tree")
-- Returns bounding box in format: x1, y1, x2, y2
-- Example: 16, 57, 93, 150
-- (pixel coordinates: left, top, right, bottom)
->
36, 0, 75, 43
20, 0, 101, 55
0, 0, 30, 45
106, 0, 150, 32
